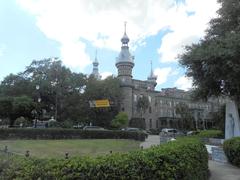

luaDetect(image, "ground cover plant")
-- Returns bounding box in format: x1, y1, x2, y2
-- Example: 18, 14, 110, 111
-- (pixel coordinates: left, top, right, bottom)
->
0, 138, 208, 180
0, 139, 140, 158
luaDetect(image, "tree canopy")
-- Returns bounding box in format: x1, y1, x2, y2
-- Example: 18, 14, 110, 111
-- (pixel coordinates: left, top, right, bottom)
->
0, 58, 122, 127
175, 102, 194, 130
179, 0, 240, 101
136, 95, 149, 118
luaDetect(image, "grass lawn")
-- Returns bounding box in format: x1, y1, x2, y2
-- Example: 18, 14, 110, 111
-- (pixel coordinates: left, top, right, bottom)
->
0, 139, 140, 158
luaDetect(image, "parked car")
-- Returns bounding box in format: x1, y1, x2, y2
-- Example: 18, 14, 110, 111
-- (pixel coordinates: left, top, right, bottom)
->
83, 126, 105, 130
123, 127, 148, 138
159, 128, 184, 137
186, 130, 200, 136
73, 124, 84, 129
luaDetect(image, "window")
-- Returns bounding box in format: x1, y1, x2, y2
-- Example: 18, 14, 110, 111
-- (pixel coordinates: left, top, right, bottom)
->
149, 106, 152, 113
134, 94, 137, 102
149, 119, 152, 129
148, 96, 151, 103
161, 119, 167, 126
160, 100, 163, 105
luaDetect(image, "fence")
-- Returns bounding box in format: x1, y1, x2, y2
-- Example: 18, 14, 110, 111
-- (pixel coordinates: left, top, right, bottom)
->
0, 145, 26, 160
0, 145, 106, 160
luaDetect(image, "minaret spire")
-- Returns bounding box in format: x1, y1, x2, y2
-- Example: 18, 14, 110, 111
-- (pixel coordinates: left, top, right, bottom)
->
147, 60, 157, 90
121, 21, 130, 45
94, 50, 98, 62
124, 21, 127, 35
91, 49, 101, 79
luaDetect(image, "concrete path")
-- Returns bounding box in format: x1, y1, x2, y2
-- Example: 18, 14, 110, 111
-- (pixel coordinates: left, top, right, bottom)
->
209, 160, 240, 180
140, 135, 240, 180
140, 135, 160, 149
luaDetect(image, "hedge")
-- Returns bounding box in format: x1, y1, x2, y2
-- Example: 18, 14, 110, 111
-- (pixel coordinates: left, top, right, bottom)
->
223, 137, 240, 167
194, 130, 224, 138
0, 128, 145, 141
0, 138, 208, 180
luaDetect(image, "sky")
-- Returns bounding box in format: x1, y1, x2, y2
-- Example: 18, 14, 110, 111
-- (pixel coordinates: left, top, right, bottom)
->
0, 0, 220, 91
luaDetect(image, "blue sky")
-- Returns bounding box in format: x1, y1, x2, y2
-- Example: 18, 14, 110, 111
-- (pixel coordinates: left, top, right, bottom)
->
0, 0, 220, 91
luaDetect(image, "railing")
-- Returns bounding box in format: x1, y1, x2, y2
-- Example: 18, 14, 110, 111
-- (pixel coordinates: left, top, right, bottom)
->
0, 146, 26, 160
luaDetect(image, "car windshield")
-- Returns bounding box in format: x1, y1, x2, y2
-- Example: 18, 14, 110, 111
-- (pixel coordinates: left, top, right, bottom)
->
169, 129, 177, 133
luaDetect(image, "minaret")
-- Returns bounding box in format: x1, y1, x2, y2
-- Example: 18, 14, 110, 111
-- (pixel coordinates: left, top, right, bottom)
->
115, 22, 134, 119
91, 50, 101, 79
147, 60, 157, 90
115, 22, 134, 86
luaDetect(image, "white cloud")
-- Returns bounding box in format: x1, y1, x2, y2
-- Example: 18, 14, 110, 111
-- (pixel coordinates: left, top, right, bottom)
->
16, 0, 176, 70
60, 41, 91, 69
174, 76, 193, 90
16, 0, 220, 70
158, 0, 220, 62
101, 72, 112, 80
154, 67, 172, 85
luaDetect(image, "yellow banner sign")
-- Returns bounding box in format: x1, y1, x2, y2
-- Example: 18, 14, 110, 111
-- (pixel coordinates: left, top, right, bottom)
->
95, 99, 110, 108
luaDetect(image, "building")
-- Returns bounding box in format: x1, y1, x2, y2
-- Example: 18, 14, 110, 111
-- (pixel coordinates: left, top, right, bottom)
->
92, 23, 223, 130
91, 50, 101, 79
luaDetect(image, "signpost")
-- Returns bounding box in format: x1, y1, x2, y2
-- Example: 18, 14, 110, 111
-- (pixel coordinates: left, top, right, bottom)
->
89, 99, 110, 108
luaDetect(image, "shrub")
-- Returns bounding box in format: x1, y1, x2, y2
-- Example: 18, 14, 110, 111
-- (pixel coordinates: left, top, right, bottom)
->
223, 137, 240, 167
111, 112, 128, 129
0, 118, 10, 126
60, 120, 73, 128
14, 117, 31, 127
195, 130, 224, 138
1, 138, 208, 180
129, 118, 146, 129
0, 128, 146, 141
148, 128, 160, 135
47, 120, 60, 128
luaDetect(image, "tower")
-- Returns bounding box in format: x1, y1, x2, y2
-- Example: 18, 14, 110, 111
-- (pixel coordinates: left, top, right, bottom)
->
91, 50, 101, 79
115, 22, 134, 119
147, 60, 157, 91
115, 22, 134, 85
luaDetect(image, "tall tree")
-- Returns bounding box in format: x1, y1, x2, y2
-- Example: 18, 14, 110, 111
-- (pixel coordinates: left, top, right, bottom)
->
211, 105, 225, 133
0, 58, 122, 127
136, 96, 149, 118
22, 58, 88, 122
175, 102, 194, 130
84, 76, 122, 127
179, 0, 240, 102
0, 97, 13, 123
0, 74, 33, 97
0, 96, 34, 125
0, 58, 88, 123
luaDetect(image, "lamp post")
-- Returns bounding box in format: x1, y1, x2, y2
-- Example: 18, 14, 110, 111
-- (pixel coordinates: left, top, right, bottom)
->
51, 80, 58, 121
51, 57, 58, 121
34, 84, 41, 128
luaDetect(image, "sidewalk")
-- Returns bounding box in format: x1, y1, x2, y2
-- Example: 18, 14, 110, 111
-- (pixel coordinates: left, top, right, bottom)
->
140, 135, 240, 180
209, 160, 240, 180
140, 135, 160, 149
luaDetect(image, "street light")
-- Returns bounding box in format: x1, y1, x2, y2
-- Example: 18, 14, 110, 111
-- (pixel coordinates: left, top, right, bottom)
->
34, 84, 41, 128
51, 80, 58, 121
51, 57, 58, 121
